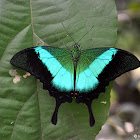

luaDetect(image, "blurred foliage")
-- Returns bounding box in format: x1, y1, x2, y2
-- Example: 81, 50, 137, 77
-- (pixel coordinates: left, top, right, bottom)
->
116, 0, 140, 56
97, 0, 140, 139
110, 89, 118, 104
129, 1, 140, 13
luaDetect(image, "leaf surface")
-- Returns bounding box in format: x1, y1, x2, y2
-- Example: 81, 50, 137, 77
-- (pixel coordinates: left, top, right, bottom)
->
0, 0, 117, 139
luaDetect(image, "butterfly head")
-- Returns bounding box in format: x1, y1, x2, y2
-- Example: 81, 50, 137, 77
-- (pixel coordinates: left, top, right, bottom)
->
73, 43, 80, 48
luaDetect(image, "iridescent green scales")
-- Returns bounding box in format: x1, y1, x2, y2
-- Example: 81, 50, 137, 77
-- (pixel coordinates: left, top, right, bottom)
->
35, 46, 74, 92
34, 46, 118, 93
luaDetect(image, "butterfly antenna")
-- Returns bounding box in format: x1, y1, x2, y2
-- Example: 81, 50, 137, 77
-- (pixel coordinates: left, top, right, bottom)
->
54, 34, 70, 50
77, 25, 94, 44
62, 23, 76, 44
80, 39, 92, 50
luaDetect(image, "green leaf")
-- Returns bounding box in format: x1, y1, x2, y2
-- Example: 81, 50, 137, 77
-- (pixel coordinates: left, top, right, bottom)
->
0, 0, 117, 140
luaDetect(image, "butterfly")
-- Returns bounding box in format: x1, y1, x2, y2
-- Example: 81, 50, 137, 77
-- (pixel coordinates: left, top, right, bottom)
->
10, 25, 140, 127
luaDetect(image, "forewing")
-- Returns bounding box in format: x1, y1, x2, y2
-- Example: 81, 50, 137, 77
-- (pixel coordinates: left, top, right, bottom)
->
76, 47, 140, 98
10, 46, 74, 100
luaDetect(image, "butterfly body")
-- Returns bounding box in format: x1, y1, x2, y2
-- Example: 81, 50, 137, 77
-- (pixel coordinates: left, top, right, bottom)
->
10, 44, 140, 126
71, 44, 81, 62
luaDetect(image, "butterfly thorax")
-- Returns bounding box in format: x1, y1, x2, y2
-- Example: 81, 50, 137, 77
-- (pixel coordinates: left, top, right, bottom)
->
71, 44, 81, 70
71, 44, 81, 62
